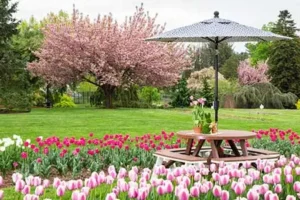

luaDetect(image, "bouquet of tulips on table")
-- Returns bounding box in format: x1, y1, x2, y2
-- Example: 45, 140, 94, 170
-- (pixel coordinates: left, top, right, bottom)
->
190, 96, 217, 134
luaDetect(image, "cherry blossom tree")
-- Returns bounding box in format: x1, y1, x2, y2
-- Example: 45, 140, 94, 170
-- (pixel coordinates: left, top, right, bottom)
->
237, 60, 270, 85
27, 5, 189, 108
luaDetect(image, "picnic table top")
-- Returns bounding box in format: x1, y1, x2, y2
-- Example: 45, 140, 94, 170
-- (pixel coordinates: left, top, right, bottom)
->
177, 130, 256, 140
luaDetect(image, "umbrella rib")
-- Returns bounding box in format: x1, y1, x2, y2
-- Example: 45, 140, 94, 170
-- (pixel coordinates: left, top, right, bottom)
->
202, 37, 215, 43
218, 36, 232, 43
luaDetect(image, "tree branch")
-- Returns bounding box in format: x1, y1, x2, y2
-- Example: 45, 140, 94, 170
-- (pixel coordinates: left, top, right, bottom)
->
83, 77, 101, 87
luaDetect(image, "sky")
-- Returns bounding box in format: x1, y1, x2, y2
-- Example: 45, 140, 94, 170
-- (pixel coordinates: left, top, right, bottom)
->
15, 0, 300, 52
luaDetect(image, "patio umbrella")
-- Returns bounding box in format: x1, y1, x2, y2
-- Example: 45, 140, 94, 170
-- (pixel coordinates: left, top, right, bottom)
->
146, 11, 291, 124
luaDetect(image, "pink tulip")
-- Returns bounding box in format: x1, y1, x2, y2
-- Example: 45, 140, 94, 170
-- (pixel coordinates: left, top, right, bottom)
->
156, 185, 165, 195
53, 178, 61, 188
247, 189, 259, 200
259, 184, 269, 195
200, 184, 209, 193
97, 174, 106, 184
274, 184, 282, 193
67, 180, 77, 190
286, 195, 296, 200
210, 164, 217, 172
129, 170, 138, 182
293, 181, 300, 192
286, 174, 293, 183
272, 174, 281, 184
33, 177, 41, 186
295, 167, 300, 175
264, 190, 272, 200
234, 182, 245, 195
190, 186, 200, 198
162, 180, 171, 193
178, 188, 189, 200
15, 179, 25, 192
219, 175, 230, 186
212, 173, 220, 182
77, 180, 83, 188
35, 185, 44, 196
264, 166, 272, 173
0, 176, 3, 186
220, 190, 229, 200
56, 185, 66, 197
117, 168, 127, 179
284, 166, 292, 175
167, 173, 175, 181
194, 173, 201, 181
0, 190, 3, 199
243, 161, 251, 168
12, 173, 23, 183
182, 176, 191, 186
137, 187, 148, 200
81, 187, 90, 196
22, 185, 30, 195
244, 175, 253, 185
106, 175, 114, 184
43, 179, 50, 188
212, 185, 222, 197
87, 177, 97, 188
269, 193, 279, 200
128, 187, 138, 198
105, 192, 116, 200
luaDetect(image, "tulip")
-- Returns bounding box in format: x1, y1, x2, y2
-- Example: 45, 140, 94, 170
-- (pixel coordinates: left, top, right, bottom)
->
190, 186, 200, 198
182, 176, 191, 186
87, 177, 97, 188
43, 179, 50, 188
295, 167, 300, 175
286, 174, 293, 183
294, 181, 300, 192
220, 190, 230, 200
35, 185, 44, 196
164, 180, 173, 193
272, 174, 281, 184
284, 166, 292, 175
210, 164, 217, 172
274, 184, 282, 194
212, 185, 222, 197
259, 184, 269, 195
22, 185, 30, 195
156, 185, 165, 195
178, 188, 189, 200
67, 180, 77, 190
15, 179, 25, 192
77, 180, 83, 188
194, 173, 201, 181
247, 189, 259, 200
286, 195, 296, 200
81, 187, 90, 196
106, 175, 114, 184
12, 173, 23, 183
200, 185, 209, 193
53, 178, 61, 188
56, 185, 66, 197
269, 193, 279, 200
234, 182, 245, 195
219, 175, 230, 186
0, 177, 2, 186
117, 168, 127, 179
137, 187, 148, 200
212, 173, 220, 181
129, 170, 138, 182
132, 166, 139, 174
0, 190, 3, 199
128, 187, 138, 198
166, 173, 175, 181
264, 191, 272, 200
105, 192, 116, 200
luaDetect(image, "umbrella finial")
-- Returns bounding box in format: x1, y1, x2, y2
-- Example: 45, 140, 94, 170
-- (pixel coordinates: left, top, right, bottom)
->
214, 11, 219, 18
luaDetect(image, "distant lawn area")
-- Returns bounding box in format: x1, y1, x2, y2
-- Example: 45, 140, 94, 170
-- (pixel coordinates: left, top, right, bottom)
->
0, 106, 299, 139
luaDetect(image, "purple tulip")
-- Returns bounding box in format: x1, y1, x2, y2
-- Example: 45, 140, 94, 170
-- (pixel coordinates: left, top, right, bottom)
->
212, 185, 222, 197
190, 186, 200, 198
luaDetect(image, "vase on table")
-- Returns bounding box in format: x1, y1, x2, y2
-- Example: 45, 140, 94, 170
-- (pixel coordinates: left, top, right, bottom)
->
193, 126, 202, 133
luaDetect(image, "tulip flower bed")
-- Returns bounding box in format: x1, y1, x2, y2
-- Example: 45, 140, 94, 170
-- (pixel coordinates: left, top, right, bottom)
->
252, 128, 300, 157
1, 156, 300, 199
0, 132, 181, 181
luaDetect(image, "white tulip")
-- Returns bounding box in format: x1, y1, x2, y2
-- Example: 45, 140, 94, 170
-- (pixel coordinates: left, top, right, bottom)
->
0, 146, 5, 152
25, 139, 31, 144
260, 104, 264, 109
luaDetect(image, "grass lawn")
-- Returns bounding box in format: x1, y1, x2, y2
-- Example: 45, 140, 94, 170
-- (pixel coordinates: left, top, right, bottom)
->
0, 106, 299, 139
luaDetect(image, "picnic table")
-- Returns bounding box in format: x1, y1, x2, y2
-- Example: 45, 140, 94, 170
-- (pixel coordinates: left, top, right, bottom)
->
153, 130, 280, 168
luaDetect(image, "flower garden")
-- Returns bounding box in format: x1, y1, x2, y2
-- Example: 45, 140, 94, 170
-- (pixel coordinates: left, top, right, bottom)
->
0, 129, 299, 199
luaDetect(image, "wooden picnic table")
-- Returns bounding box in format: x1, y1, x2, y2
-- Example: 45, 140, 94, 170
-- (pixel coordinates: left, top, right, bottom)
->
177, 130, 256, 159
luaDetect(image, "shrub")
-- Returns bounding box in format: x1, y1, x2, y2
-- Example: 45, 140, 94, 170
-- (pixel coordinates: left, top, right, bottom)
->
0, 92, 31, 111
234, 82, 298, 109
237, 60, 269, 85
296, 99, 300, 109
138, 86, 161, 105
54, 94, 76, 108
170, 78, 191, 107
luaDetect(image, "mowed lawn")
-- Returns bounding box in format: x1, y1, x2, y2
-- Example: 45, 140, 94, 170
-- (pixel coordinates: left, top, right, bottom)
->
0, 107, 299, 139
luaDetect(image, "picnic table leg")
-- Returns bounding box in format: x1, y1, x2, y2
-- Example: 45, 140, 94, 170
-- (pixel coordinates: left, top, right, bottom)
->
210, 140, 219, 158
240, 139, 248, 156
215, 140, 225, 157
193, 140, 205, 156
164, 160, 176, 168
228, 140, 241, 156
186, 139, 194, 155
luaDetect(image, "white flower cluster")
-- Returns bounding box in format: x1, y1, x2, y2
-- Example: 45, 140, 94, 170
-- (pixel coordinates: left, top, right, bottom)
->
0, 134, 23, 152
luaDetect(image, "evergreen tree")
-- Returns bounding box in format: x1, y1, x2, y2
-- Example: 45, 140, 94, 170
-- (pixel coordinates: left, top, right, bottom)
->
170, 78, 191, 107
220, 52, 248, 79
200, 78, 213, 107
268, 10, 300, 97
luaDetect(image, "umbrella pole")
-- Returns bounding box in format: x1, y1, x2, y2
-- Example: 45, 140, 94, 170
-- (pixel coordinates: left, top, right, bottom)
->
214, 39, 219, 123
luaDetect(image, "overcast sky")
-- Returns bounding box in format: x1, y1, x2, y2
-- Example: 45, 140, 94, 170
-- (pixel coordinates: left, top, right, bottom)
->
15, 0, 300, 52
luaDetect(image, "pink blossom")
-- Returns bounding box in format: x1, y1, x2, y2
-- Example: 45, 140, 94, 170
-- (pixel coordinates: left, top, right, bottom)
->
247, 189, 259, 200
177, 188, 189, 200
190, 186, 200, 198
220, 190, 230, 200
212, 185, 222, 197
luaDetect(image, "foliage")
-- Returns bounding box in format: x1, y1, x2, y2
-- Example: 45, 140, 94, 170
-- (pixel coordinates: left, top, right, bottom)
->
197, 42, 234, 69
190, 97, 212, 133
28, 5, 189, 108
113, 85, 140, 108
187, 67, 225, 91
268, 10, 300, 97
246, 42, 272, 65
200, 78, 213, 107
296, 100, 300, 109
76, 81, 97, 92
0, 92, 32, 111
237, 60, 269, 85
252, 128, 300, 157
234, 82, 298, 109
89, 88, 105, 107
170, 78, 191, 107
220, 52, 248, 80
138, 86, 161, 105
53, 94, 76, 108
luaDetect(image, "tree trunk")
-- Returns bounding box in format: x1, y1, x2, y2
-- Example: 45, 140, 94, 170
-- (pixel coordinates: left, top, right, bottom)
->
102, 85, 116, 108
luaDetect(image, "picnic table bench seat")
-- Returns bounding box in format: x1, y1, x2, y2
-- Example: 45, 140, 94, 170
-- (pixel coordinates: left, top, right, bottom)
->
223, 146, 279, 156
211, 154, 280, 164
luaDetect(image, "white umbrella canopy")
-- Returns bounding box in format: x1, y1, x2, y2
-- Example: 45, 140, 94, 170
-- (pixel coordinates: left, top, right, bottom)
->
146, 11, 291, 43
146, 11, 291, 124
